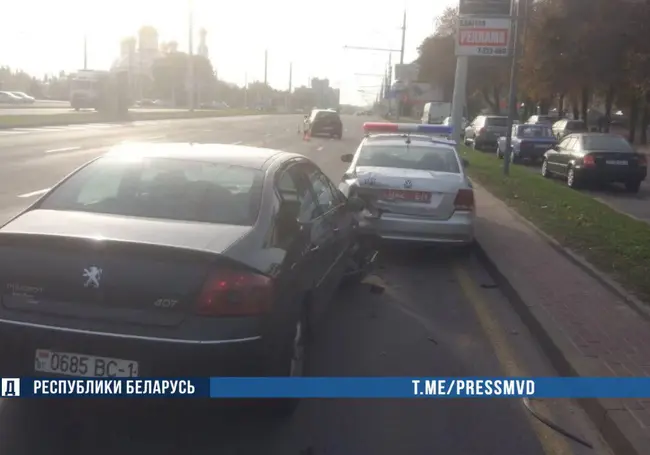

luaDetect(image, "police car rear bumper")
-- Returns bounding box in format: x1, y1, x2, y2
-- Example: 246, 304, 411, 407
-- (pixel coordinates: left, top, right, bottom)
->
357, 211, 474, 244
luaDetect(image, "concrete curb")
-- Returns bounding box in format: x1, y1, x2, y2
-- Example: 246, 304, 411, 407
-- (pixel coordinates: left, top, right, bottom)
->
474, 241, 647, 455
494, 193, 650, 321
472, 187, 649, 455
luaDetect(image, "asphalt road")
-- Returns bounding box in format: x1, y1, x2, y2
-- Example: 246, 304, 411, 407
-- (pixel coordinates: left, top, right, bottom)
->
0, 107, 191, 116
0, 115, 612, 455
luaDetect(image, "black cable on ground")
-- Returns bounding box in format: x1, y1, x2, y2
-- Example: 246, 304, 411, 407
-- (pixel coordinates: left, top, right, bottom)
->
522, 398, 593, 449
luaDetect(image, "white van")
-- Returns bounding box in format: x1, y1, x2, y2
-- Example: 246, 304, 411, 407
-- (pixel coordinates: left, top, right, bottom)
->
421, 102, 453, 124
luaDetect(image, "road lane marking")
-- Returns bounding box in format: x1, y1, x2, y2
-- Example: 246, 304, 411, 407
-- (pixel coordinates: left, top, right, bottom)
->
317, 146, 324, 151
44, 146, 81, 154
231, 141, 243, 145
453, 263, 577, 455
18, 188, 50, 198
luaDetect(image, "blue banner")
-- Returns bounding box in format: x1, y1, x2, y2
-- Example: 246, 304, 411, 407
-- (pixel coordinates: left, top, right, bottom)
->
3, 377, 650, 398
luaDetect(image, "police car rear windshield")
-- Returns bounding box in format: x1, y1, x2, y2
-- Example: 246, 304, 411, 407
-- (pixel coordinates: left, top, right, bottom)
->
357, 144, 460, 173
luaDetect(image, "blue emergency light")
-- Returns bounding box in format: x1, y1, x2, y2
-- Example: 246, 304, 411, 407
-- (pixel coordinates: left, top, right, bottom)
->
363, 122, 453, 136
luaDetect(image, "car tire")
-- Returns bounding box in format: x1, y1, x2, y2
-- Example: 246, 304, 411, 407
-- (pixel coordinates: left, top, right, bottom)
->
541, 159, 551, 178
264, 305, 311, 418
566, 167, 581, 189
625, 180, 642, 193
472, 140, 480, 151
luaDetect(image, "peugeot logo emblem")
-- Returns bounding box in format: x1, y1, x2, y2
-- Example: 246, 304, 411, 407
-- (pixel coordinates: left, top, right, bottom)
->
83, 266, 103, 288
404, 180, 412, 189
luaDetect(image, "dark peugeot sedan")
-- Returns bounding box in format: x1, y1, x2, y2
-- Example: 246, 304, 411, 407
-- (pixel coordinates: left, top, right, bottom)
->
541, 133, 647, 192
0, 143, 371, 415
309, 109, 343, 139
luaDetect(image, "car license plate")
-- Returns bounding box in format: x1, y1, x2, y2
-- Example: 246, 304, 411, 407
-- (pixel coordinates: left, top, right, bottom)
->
606, 160, 628, 165
383, 189, 432, 203
35, 349, 139, 378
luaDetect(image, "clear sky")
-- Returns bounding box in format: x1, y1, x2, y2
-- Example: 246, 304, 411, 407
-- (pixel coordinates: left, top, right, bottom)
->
1, 0, 456, 105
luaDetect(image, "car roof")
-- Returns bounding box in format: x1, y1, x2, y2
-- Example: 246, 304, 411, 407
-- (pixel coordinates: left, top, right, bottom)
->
365, 133, 435, 142
362, 138, 456, 149
570, 132, 626, 139
103, 142, 296, 170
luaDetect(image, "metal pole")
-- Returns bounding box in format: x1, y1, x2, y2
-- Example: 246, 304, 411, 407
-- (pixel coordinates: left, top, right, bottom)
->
188, 0, 195, 112
287, 62, 292, 110
399, 10, 406, 65
244, 72, 248, 108
288, 62, 293, 92
83, 35, 88, 69
503, 1, 521, 175
451, 56, 468, 147
264, 50, 268, 85
398, 10, 406, 119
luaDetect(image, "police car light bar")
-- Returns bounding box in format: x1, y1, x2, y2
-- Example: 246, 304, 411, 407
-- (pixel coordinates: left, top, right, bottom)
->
363, 122, 454, 136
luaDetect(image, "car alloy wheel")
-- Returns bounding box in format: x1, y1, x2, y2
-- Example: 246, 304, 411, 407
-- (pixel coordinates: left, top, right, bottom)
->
567, 168, 576, 187
541, 160, 549, 177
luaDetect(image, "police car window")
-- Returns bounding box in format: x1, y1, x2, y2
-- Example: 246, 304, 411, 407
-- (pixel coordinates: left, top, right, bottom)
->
357, 145, 460, 173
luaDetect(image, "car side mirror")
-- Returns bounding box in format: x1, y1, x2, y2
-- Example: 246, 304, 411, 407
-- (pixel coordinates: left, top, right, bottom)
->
462, 159, 469, 167
347, 196, 365, 212
341, 154, 354, 163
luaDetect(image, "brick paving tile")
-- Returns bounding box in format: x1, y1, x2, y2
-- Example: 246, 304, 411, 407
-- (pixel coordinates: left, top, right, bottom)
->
473, 185, 650, 439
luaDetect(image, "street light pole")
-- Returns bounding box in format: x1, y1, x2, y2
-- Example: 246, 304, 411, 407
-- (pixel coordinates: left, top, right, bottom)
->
244, 72, 248, 108
83, 35, 88, 69
503, 0, 521, 175
188, 0, 195, 112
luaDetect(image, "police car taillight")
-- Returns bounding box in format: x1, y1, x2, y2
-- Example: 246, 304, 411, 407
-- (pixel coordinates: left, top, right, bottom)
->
454, 189, 475, 211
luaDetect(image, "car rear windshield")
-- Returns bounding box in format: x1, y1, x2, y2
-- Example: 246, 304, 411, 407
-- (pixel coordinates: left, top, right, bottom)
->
485, 117, 508, 127
357, 144, 460, 173
39, 157, 264, 225
518, 125, 554, 137
567, 121, 587, 130
315, 111, 340, 122
583, 135, 634, 152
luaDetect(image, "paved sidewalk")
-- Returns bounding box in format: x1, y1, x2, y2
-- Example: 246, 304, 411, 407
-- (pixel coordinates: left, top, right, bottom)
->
474, 184, 650, 455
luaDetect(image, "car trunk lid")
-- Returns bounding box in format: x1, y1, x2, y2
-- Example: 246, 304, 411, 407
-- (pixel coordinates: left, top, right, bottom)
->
354, 166, 464, 220
0, 210, 252, 326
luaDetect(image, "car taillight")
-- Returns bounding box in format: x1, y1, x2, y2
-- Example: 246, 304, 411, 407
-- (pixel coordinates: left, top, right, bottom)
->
638, 154, 647, 167
454, 189, 475, 211
196, 270, 273, 317
583, 154, 596, 167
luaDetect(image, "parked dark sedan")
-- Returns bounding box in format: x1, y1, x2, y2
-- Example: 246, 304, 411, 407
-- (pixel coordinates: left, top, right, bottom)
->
496, 124, 557, 163
0, 142, 371, 415
309, 109, 343, 139
541, 133, 647, 192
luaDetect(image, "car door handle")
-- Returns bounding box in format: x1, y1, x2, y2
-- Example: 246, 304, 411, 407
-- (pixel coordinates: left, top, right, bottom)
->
332, 227, 340, 233
308, 244, 320, 252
